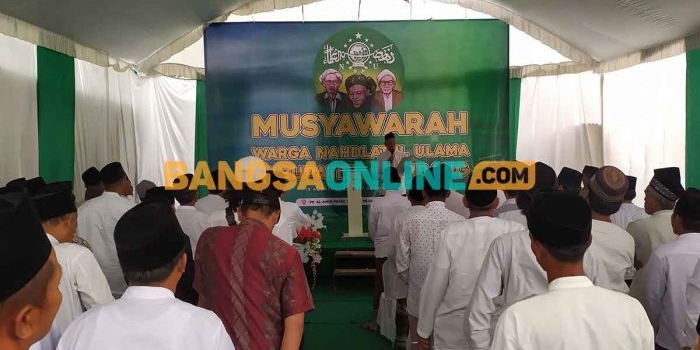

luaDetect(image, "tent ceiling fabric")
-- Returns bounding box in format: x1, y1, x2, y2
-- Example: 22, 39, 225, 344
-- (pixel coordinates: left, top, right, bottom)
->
0, 0, 249, 65
488, 0, 700, 61
1, 0, 700, 73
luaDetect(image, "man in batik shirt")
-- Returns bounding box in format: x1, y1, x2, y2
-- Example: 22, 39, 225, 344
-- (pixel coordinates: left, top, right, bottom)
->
194, 175, 314, 350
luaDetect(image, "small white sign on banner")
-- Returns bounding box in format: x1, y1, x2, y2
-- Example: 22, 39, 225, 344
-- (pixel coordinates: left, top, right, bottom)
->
295, 197, 378, 207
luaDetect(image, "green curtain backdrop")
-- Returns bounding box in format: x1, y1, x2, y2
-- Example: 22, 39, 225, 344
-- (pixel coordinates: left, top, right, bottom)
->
37, 47, 75, 183
195, 80, 209, 196
687, 48, 700, 188
509, 78, 521, 160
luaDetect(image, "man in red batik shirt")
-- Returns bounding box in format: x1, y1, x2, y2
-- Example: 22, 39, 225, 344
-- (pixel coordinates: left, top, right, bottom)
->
194, 174, 314, 350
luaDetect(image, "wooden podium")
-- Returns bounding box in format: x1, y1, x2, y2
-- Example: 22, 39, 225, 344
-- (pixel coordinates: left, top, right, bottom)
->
343, 166, 367, 238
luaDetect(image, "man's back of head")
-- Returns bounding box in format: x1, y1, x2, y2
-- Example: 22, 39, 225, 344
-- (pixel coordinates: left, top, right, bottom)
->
527, 190, 593, 274
516, 162, 558, 214
672, 188, 700, 235
645, 167, 685, 215
174, 174, 198, 206
239, 174, 282, 230
464, 187, 498, 214
143, 186, 175, 208
100, 162, 133, 197
422, 163, 450, 201
115, 201, 189, 290
557, 167, 583, 194
582, 166, 628, 218
407, 176, 424, 205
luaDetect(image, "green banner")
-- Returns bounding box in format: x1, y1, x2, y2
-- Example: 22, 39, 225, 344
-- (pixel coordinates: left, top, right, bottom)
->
195, 80, 209, 197
37, 47, 75, 183
509, 78, 521, 160
206, 21, 509, 242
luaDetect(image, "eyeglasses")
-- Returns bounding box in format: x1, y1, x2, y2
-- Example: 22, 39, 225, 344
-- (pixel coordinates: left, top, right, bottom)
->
324, 80, 341, 85
380, 80, 395, 86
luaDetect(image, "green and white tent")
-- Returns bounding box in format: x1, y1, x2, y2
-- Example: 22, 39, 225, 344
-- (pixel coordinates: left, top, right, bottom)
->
1, 0, 698, 204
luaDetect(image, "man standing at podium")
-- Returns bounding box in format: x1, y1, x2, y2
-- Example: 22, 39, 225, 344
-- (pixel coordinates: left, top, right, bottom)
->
377, 133, 411, 193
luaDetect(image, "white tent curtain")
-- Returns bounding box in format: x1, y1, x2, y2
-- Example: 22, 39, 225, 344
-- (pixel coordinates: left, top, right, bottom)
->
602, 54, 686, 205
163, 0, 571, 75
75, 60, 197, 203
516, 71, 603, 173
515, 55, 686, 207
74, 60, 138, 203
0, 33, 38, 185
131, 76, 197, 188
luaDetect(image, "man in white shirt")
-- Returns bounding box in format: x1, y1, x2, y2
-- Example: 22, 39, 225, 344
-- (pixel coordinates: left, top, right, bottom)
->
378, 178, 425, 345
417, 185, 524, 350
644, 188, 700, 350
140, 185, 198, 306
368, 168, 411, 331
174, 174, 211, 255
57, 201, 234, 350
77, 162, 135, 297
629, 168, 685, 305
497, 162, 558, 226
580, 166, 635, 293
395, 164, 465, 350
465, 225, 613, 350
30, 185, 113, 345
195, 170, 230, 227
268, 171, 311, 245
611, 175, 649, 230
628, 167, 685, 269
491, 191, 654, 350
377, 132, 411, 193
686, 259, 700, 349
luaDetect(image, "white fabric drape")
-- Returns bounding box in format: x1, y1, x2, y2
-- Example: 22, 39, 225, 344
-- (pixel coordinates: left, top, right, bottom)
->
74, 60, 137, 204
0, 33, 38, 185
131, 76, 197, 187
75, 61, 196, 203
602, 54, 686, 206
516, 71, 603, 173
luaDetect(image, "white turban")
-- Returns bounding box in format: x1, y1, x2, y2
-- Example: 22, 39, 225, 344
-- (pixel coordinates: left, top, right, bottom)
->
319, 69, 343, 83
377, 69, 396, 82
